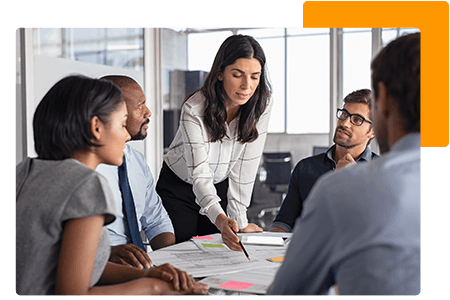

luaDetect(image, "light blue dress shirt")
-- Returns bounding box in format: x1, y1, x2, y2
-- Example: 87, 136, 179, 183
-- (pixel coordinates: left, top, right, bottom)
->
268, 133, 420, 295
96, 144, 174, 247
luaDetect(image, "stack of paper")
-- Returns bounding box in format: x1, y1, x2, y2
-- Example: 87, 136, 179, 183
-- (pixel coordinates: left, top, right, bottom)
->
241, 235, 285, 246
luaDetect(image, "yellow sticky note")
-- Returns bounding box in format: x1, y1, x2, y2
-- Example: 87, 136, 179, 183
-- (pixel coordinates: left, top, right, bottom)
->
267, 256, 284, 263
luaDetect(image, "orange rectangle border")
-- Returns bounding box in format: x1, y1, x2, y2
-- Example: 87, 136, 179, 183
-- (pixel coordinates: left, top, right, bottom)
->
304, 1, 449, 147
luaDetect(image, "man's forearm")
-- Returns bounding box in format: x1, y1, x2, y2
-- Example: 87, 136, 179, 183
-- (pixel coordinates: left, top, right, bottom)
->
150, 232, 175, 250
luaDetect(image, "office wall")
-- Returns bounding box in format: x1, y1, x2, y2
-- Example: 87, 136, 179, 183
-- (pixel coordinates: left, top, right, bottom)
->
33, 55, 145, 110
18, 54, 145, 163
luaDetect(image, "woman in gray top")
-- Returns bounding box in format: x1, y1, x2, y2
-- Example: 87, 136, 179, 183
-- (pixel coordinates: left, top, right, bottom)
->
16, 75, 208, 295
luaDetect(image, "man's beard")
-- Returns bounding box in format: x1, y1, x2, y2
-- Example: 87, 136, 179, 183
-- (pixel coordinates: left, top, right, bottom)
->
130, 119, 149, 141
333, 126, 355, 149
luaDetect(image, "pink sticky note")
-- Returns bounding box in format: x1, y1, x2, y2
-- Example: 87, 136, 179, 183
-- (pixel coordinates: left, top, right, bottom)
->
219, 280, 254, 290
192, 235, 214, 240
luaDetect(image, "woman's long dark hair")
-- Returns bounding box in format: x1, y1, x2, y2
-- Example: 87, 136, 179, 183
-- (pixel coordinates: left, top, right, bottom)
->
187, 34, 271, 143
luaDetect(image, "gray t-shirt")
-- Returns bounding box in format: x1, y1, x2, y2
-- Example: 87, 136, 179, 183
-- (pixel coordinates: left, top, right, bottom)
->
16, 158, 116, 295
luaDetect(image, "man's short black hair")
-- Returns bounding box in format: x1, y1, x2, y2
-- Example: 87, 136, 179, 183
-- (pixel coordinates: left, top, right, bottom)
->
33, 74, 123, 160
100, 75, 139, 89
371, 32, 420, 133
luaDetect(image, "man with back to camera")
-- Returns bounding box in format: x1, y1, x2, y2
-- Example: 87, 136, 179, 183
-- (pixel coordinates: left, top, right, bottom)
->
96, 75, 175, 269
269, 89, 378, 233
268, 32, 420, 295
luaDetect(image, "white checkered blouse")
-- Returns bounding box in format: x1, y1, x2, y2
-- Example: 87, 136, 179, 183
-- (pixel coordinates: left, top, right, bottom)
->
163, 91, 273, 229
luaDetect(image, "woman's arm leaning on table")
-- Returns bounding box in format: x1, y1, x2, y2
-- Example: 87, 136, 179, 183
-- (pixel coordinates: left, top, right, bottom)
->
55, 215, 208, 295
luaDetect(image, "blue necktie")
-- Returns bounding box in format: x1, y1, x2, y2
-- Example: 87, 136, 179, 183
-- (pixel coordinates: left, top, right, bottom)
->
118, 156, 145, 250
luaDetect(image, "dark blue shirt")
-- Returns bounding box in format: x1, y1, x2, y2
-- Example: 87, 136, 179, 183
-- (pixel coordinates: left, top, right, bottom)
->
270, 145, 378, 232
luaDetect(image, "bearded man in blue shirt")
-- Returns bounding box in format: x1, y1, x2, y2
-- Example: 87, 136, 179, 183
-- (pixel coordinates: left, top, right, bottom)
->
96, 76, 175, 270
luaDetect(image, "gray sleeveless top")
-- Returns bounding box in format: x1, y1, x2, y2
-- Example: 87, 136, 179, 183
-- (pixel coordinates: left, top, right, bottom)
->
16, 158, 116, 295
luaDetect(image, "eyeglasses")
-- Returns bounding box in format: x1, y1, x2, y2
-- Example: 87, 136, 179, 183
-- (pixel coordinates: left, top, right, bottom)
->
336, 108, 373, 126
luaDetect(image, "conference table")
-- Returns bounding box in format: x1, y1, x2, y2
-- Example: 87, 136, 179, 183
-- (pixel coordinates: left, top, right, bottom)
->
147, 231, 292, 295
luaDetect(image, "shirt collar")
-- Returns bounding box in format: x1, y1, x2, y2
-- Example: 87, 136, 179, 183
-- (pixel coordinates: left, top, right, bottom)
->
325, 145, 336, 163
121, 143, 132, 163
358, 145, 374, 162
325, 144, 374, 164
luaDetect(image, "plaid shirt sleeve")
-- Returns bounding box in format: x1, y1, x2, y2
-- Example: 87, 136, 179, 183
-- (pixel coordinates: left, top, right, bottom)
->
179, 100, 226, 224
227, 99, 273, 228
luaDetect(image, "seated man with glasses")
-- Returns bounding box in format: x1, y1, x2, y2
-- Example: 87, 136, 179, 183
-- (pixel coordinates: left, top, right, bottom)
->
269, 89, 378, 233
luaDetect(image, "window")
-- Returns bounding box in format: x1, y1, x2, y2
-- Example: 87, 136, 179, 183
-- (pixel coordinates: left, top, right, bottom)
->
342, 28, 372, 98
162, 28, 383, 136
382, 28, 420, 46
33, 28, 144, 71
286, 29, 329, 134
188, 31, 233, 71
238, 28, 286, 133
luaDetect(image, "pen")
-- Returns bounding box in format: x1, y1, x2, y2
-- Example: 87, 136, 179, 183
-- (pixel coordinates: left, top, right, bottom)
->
230, 227, 250, 260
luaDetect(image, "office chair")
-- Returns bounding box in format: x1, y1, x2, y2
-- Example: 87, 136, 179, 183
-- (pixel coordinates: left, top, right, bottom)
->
256, 152, 292, 229
313, 146, 328, 156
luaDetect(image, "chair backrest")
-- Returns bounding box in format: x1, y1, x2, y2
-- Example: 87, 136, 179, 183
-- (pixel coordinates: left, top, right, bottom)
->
262, 152, 292, 191
313, 146, 328, 156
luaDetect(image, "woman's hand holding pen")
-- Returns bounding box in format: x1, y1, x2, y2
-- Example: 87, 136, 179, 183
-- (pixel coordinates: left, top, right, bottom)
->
215, 214, 242, 251
215, 214, 263, 251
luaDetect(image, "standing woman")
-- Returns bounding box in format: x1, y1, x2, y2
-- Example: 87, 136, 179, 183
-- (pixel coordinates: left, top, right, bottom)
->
16, 75, 207, 295
157, 35, 272, 251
